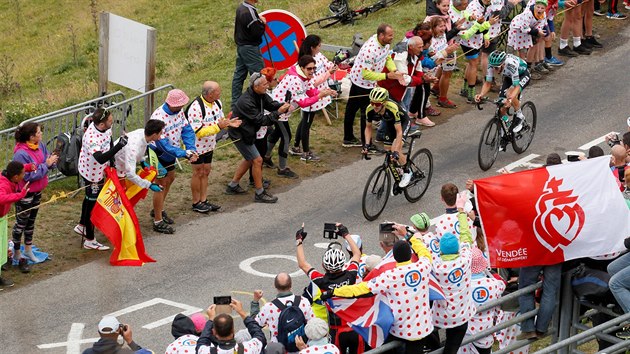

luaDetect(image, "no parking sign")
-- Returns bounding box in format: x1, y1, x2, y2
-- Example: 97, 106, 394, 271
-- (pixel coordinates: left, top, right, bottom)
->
259, 10, 307, 70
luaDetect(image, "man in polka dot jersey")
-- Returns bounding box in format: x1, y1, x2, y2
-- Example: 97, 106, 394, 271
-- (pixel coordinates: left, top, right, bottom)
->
433, 183, 477, 241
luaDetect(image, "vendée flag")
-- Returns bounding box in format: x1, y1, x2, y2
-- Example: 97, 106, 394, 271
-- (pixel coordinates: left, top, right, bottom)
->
91, 167, 156, 266
475, 156, 630, 268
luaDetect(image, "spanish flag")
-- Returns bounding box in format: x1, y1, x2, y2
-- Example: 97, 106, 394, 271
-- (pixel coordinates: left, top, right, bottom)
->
91, 167, 156, 266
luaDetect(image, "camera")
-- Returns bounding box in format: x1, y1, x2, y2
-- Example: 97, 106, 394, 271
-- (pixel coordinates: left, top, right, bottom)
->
323, 223, 338, 239
379, 222, 395, 233
214, 296, 232, 315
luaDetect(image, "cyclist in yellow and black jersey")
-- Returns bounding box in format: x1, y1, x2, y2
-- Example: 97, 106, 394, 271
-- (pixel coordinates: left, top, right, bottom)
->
362, 87, 413, 188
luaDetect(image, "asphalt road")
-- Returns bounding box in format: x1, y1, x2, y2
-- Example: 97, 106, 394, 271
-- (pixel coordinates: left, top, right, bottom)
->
3, 27, 630, 354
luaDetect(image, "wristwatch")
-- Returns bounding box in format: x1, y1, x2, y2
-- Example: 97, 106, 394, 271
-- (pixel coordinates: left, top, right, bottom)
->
296, 240, 303, 246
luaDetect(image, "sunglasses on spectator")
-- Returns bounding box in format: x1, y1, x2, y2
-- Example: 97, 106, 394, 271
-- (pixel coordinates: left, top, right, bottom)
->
304, 66, 316, 71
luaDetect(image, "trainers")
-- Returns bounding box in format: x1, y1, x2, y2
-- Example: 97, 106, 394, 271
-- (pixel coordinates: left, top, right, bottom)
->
558, 46, 578, 57
616, 326, 630, 339
83, 239, 110, 251
0, 276, 14, 288
626, 3, 630, 9
150, 210, 174, 224
512, 116, 524, 133
262, 156, 275, 168
202, 200, 221, 211
153, 220, 175, 234
254, 190, 278, 203
367, 144, 384, 155
573, 45, 591, 55
225, 184, 247, 195
23, 250, 41, 263
534, 63, 550, 74
517, 331, 537, 341
459, 87, 468, 97
430, 87, 440, 96
342, 138, 362, 147
584, 36, 603, 48
416, 117, 436, 127
277, 167, 299, 179
192, 202, 212, 213
248, 179, 271, 189
73, 224, 85, 236
301, 152, 321, 162
541, 62, 555, 71
399, 172, 413, 188
544, 56, 564, 66
607, 12, 627, 19
426, 106, 441, 116
437, 99, 457, 108
288, 146, 302, 156
593, 9, 605, 16
17, 258, 30, 273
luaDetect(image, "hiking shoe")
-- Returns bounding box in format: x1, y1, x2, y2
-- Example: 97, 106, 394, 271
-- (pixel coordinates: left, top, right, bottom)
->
342, 138, 362, 147
459, 87, 468, 97
73, 224, 85, 236
225, 184, 247, 195
584, 36, 603, 48
17, 258, 30, 273
399, 172, 413, 188
192, 202, 212, 213
150, 210, 174, 224
367, 144, 384, 155
262, 156, 275, 168
249, 179, 271, 189
277, 167, 299, 179
541, 62, 555, 71
0, 276, 14, 288
534, 63, 550, 74
573, 45, 591, 55
301, 152, 321, 162
593, 10, 605, 16
153, 220, 175, 234
607, 12, 627, 19
616, 325, 630, 339
202, 200, 221, 211
254, 190, 278, 203
512, 116, 524, 133
289, 146, 303, 156
23, 250, 41, 263
544, 56, 564, 66
558, 46, 578, 57
83, 239, 110, 251
426, 106, 441, 116
517, 331, 537, 341
437, 99, 457, 108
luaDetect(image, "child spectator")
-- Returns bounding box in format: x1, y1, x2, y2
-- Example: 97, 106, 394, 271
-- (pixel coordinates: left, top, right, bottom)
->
508, 0, 548, 78
166, 313, 207, 353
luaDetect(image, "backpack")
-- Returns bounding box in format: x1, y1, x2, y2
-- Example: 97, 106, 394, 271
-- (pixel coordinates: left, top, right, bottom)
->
51, 128, 83, 177
184, 96, 222, 133
209, 342, 244, 354
273, 296, 307, 352
571, 263, 612, 302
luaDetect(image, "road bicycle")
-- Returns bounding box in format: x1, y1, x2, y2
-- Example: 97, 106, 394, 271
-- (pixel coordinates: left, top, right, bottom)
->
477, 98, 537, 171
361, 130, 433, 221
305, 0, 402, 28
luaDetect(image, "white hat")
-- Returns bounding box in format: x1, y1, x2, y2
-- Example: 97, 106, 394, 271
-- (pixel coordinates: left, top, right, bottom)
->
305, 318, 329, 340
365, 254, 383, 271
344, 234, 363, 252
98, 316, 121, 334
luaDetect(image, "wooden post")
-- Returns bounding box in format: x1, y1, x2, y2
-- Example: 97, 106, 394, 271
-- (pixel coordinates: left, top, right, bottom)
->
98, 12, 109, 96
144, 27, 157, 123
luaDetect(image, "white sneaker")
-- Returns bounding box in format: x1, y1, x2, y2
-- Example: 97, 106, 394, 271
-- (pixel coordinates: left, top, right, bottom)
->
512, 116, 524, 133
23, 250, 41, 263
83, 239, 110, 251
74, 224, 85, 236
399, 172, 413, 188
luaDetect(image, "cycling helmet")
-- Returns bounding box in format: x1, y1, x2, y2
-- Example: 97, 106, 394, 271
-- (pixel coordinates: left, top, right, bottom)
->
322, 248, 346, 273
369, 87, 389, 103
488, 51, 507, 67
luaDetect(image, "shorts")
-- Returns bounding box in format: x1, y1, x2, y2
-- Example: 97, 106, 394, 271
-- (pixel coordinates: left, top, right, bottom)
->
382, 120, 399, 146
191, 150, 213, 165
460, 44, 480, 60
481, 38, 499, 54
499, 70, 531, 98
233, 139, 260, 161
157, 156, 177, 172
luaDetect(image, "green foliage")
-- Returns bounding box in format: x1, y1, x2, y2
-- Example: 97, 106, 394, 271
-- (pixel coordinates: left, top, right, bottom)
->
1, 100, 50, 128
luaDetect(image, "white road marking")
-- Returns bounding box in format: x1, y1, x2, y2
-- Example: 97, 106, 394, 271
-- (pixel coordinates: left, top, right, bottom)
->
239, 255, 304, 278
106, 297, 202, 330
578, 134, 610, 151
36, 323, 98, 352
497, 153, 540, 172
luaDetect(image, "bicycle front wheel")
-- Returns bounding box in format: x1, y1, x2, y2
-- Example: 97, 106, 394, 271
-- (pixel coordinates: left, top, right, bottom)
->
404, 148, 433, 203
304, 15, 343, 28
478, 118, 501, 171
362, 165, 391, 221
512, 101, 537, 154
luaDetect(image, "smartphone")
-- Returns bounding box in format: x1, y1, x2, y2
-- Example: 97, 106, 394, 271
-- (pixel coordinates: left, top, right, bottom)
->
214, 296, 232, 315
323, 223, 338, 239
379, 222, 395, 233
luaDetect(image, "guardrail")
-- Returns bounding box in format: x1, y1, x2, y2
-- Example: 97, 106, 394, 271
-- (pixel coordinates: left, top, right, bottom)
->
26, 90, 125, 122
107, 84, 174, 138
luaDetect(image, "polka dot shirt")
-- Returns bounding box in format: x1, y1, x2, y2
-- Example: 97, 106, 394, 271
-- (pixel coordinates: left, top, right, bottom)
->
508, 9, 546, 51
299, 343, 340, 354
467, 275, 506, 348
255, 295, 315, 342
78, 122, 112, 183
197, 337, 263, 354
434, 212, 477, 241
166, 334, 198, 354
349, 34, 391, 89
187, 98, 224, 154
449, 4, 484, 50
150, 105, 190, 150
304, 53, 334, 112
432, 246, 476, 329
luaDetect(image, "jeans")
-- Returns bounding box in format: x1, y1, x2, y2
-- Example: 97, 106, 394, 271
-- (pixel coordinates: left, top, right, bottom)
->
518, 263, 562, 333
231, 45, 264, 110
608, 252, 630, 313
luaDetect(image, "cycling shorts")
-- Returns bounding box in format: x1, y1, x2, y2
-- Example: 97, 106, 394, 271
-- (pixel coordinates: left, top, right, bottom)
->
481, 38, 499, 54
499, 69, 531, 98
382, 120, 399, 146
460, 44, 480, 60
191, 150, 214, 165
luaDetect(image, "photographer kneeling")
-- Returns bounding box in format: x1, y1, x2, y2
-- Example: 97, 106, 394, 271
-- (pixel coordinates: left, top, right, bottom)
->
83, 316, 151, 354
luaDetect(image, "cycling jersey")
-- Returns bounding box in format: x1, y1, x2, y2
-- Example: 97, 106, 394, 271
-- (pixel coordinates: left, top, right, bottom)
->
463, 274, 506, 350
308, 262, 359, 328
365, 100, 403, 124
485, 54, 528, 86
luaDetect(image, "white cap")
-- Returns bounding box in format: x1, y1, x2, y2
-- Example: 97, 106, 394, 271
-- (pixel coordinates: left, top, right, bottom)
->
305, 318, 329, 340
98, 316, 121, 334
365, 254, 383, 271
344, 234, 363, 252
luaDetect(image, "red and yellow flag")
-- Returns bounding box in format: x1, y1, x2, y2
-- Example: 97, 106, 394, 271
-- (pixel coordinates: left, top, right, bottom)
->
91, 167, 156, 266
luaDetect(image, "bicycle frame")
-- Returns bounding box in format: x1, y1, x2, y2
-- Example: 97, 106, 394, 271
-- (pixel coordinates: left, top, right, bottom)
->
381, 132, 420, 189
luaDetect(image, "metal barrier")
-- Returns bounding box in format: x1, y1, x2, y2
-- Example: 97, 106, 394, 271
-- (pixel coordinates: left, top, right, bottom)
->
107, 84, 174, 138
25, 90, 125, 122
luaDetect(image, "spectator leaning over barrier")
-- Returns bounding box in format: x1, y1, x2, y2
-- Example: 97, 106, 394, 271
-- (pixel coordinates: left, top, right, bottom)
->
12, 122, 58, 271
342, 23, 404, 147
186, 81, 242, 213
295, 318, 341, 354
166, 312, 207, 353
77, 108, 127, 251
113, 119, 165, 192
82, 316, 151, 354
431, 193, 476, 354
227, 73, 290, 204
149, 89, 198, 234
197, 299, 266, 354
231, 0, 266, 111
0, 161, 29, 286
321, 225, 434, 354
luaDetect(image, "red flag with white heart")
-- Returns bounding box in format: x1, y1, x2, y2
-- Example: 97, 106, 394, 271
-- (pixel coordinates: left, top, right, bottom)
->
474, 156, 630, 268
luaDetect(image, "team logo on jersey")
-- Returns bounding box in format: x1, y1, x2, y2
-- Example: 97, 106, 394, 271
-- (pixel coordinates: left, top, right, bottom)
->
453, 220, 461, 235
358, 263, 366, 278
181, 338, 197, 346
448, 268, 464, 283
430, 238, 440, 253
472, 286, 490, 303
405, 270, 422, 287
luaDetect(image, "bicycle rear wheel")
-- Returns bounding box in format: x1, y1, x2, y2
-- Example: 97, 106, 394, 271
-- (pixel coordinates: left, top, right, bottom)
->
478, 118, 501, 171
362, 165, 391, 221
512, 101, 537, 154
404, 148, 433, 203
305, 15, 344, 28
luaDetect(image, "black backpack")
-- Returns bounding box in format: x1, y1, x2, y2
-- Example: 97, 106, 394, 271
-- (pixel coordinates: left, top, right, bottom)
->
273, 296, 307, 352
51, 128, 83, 177
571, 264, 612, 302
184, 96, 222, 132
209, 342, 244, 354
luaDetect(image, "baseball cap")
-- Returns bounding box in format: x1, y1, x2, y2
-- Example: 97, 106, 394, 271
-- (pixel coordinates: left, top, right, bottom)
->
98, 316, 121, 334
344, 234, 363, 252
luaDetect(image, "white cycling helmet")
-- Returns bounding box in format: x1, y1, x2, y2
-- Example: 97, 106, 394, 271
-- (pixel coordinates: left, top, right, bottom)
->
322, 248, 346, 273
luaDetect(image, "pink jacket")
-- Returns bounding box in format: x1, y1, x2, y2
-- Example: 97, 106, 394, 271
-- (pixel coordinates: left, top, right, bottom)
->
271, 65, 320, 108
0, 173, 27, 217
13, 142, 50, 193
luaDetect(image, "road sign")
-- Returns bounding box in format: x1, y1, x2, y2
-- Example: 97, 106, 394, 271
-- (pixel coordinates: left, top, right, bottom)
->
259, 10, 307, 70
